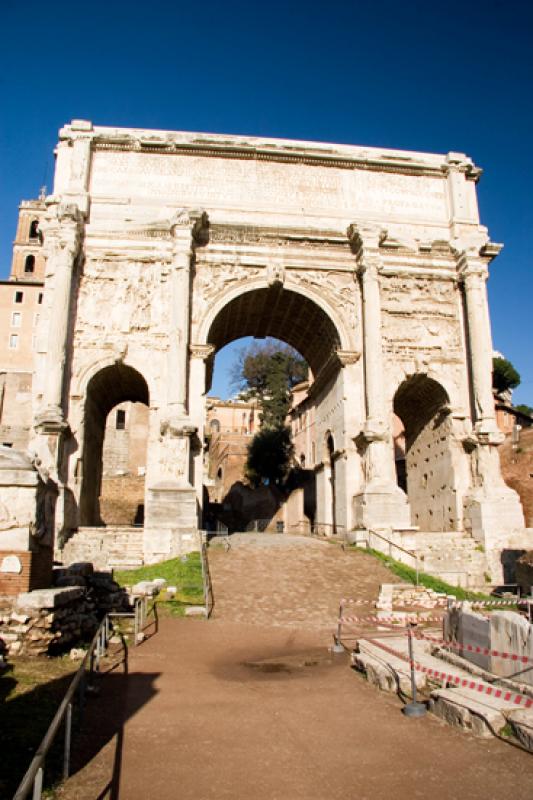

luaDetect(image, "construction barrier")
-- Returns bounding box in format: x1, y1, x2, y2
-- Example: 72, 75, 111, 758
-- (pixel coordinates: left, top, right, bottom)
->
414, 629, 533, 666
366, 631, 533, 709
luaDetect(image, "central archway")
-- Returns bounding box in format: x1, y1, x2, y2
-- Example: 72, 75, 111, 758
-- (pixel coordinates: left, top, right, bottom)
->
198, 284, 348, 534
204, 285, 344, 380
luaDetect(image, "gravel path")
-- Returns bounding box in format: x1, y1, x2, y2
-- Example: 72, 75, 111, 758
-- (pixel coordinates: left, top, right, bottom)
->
207, 534, 394, 630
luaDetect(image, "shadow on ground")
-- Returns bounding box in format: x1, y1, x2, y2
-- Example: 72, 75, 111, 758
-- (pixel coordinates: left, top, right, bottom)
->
0, 645, 159, 799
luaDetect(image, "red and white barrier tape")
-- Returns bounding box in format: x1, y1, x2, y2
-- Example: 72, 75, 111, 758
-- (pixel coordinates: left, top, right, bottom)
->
456, 598, 519, 608
340, 614, 445, 626
414, 630, 533, 666
367, 638, 533, 708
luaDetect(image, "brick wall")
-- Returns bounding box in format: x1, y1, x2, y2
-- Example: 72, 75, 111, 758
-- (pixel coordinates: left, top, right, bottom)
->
0, 546, 53, 596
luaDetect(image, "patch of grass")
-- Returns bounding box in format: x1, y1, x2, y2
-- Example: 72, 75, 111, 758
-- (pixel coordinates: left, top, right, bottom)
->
500, 722, 515, 739
114, 553, 205, 608
352, 546, 493, 601
0, 656, 78, 798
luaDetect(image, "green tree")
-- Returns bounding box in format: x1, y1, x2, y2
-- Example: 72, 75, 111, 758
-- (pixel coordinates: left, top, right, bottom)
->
492, 357, 521, 394
245, 426, 294, 487
233, 339, 307, 428
232, 339, 307, 486
516, 404, 533, 417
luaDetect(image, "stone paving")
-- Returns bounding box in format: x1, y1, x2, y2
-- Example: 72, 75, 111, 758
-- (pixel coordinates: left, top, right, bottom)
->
207, 533, 396, 631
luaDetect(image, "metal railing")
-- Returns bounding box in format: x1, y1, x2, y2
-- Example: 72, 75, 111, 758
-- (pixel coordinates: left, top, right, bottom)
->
364, 528, 420, 585
13, 616, 111, 800
13, 596, 151, 800
199, 532, 214, 618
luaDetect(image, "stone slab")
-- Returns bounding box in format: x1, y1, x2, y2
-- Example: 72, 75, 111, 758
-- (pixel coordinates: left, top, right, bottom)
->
15, 586, 84, 610
430, 687, 507, 738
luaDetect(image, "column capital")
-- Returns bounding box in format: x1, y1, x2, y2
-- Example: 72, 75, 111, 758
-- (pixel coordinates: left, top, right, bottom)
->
170, 208, 209, 246
42, 201, 84, 261
456, 252, 489, 284
189, 343, 215, 361
347, 222, 386, 275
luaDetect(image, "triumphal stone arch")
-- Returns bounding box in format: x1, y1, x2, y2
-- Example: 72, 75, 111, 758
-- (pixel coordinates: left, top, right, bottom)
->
29, 120, 528, 581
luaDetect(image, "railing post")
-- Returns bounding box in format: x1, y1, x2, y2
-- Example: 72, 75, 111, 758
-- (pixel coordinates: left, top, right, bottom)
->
134, 600, 139, 645
332, 600, 345, 653
32, 766, 43, 800
63, 702, 72, 779
402, 624, 427, 718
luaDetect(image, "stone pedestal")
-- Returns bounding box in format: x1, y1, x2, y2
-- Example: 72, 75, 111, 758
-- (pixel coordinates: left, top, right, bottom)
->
353, 485, 411, 530
144, 481, 197, 530
0, 447, 55, 595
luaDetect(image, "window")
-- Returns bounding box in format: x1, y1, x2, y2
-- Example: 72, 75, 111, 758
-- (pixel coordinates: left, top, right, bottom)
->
38, 293, 43, 304
11, 312, 21, 328
210, 419, 220, 433
116, 409, 126, 430
34, 313, 40, 327
9, 334, 18, 349
2, 442, 13, 448
14, 291, 23, 304
24, 255, 35, 273
29, 220, 40, 240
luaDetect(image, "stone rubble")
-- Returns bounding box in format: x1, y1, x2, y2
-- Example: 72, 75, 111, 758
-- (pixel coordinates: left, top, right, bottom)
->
376, 582, 450, 611
0, 562, 130, 657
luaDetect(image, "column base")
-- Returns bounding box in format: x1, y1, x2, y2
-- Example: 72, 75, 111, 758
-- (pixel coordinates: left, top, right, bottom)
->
353, 484, 411, 530
34, 406, 69, 434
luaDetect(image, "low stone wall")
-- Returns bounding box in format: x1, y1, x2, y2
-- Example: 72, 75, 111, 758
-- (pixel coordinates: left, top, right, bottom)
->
0, 564, 131, 657
377, 583, 449, 610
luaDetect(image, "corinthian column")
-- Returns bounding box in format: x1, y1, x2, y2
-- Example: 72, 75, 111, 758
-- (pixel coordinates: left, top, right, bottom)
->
35, 202, 83, 432
458, 244, 525, 555
458, 250, 500, 438
167, 209, 208, 420
347, 223, 410, 529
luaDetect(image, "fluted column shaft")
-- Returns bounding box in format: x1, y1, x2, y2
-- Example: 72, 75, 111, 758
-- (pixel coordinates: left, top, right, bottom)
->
38, 203, 83, 427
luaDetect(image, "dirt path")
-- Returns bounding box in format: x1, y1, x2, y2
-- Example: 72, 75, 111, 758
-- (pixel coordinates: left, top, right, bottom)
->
207, 534, 394, 629
54, 538, 533, 800
57, 616, 533, 800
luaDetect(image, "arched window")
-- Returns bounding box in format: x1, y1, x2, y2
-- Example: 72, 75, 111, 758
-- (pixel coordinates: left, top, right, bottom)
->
210, 419, 220, 433
24, 255, 35, 274
29, 220, 40, 240
300, 453, 306, 468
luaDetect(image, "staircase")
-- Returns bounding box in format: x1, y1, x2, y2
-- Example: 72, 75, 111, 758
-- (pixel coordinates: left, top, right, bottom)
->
58, 526, 145, 571
405, 532, 488, 589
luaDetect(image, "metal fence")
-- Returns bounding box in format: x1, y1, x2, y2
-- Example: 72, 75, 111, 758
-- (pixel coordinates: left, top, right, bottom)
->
13, 597, 150, 800
199, 532, 214, 618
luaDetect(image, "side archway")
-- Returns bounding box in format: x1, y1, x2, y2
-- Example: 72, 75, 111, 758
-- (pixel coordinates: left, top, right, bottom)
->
393, 374, 459, 531
79, 363, 149, 526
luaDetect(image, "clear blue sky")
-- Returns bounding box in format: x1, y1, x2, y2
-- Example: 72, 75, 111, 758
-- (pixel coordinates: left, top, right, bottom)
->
1, 0, 531, 403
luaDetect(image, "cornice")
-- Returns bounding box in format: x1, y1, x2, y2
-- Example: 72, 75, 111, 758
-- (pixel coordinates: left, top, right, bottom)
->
59, 122, 462, 179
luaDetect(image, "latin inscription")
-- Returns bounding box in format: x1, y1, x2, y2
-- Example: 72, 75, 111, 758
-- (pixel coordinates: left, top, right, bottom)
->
90, 151, 448, 223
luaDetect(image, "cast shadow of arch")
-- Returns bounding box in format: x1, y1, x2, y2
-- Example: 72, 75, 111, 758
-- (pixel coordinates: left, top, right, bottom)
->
1, 644, 160, 799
